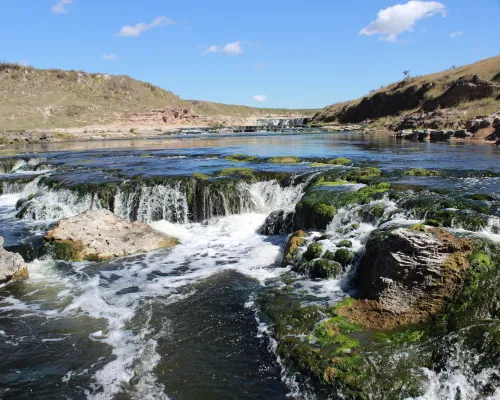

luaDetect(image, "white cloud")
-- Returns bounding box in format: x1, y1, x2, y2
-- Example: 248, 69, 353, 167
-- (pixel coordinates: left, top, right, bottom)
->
102, 54, 118, 60
450, 31, 463, 38
360, 1, 446, 43
202, 41, 243, 55
252, 95, 267, 102
116, 16, 173, 37
51, 0, 73, 14
18, 60, 29, 67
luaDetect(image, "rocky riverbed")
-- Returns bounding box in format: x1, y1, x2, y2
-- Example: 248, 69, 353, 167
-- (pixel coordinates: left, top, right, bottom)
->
0, 132, 499, 399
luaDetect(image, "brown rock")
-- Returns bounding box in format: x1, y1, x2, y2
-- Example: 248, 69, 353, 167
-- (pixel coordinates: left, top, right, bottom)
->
341, 227, 475, 330
45, 209, 178, 261
0, 237, 29, 283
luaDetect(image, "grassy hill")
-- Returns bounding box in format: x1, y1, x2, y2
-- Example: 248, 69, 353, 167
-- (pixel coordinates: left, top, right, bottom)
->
0, 63, 317, 131
313, 56, 500, 129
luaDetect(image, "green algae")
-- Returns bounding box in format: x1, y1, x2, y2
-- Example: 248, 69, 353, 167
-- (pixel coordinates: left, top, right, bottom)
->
281, 231, 306, 267
404, 168, 440, 177
296, 259, 342, 279
216, 167, 254, 177
337, 240, 353, 248
269, 156, 300, 164
333, 248, 356, 268
345, 167, 382, 182
225, 154, 258, 162
314, 180, 349, 186
192, 172, 210, 180
303, 242, 323, 262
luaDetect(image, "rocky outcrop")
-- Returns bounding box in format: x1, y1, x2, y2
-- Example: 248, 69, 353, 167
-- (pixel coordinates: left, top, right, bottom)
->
423, 76, 500, 112
394, 109, 465, 131
0, 237, 29, 283
316, 82, 433, 124
45, 209, 178, 261
258, 210, 293, 236
343, 227, 475, 330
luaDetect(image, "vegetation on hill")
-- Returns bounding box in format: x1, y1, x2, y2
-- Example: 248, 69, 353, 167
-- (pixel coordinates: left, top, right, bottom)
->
0, 62, 317, 130
313, 56, 500, 129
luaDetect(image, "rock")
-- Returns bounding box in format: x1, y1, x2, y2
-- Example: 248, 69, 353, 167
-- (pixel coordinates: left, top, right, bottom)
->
345, 227, 475, 329
453, 129, 469, 138
45, 209, 178, 261
0, 237, 29, 283
295, 259, 342, 279
430, 130, 452, 141
258, 210, 293, 236
281, 231, 306, 267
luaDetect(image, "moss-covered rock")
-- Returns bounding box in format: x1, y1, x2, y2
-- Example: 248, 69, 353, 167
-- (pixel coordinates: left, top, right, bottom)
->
404, 168, 439, 177
225, 154, 258, 162
334, 248, 356, 268
345, 167, 382, 182
294, 259, 342, 279
192, 172, 210, 180
337, 239, 353, 248
281, 231, 306, 267
303, 242, 323, 261
216, 167, 255, 177
269, 156, 300, 164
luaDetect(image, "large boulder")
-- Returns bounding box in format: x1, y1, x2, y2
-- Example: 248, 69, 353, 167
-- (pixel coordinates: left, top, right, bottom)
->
345, 226, 475, 329
0, 237, 29, 283
45, 209, 178, 261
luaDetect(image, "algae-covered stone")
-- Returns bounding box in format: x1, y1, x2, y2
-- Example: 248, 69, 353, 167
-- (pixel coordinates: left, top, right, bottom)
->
345, 167, 382, 182
404, 168, 439, 177
281, 231, 306, 267
216, 167, 254, 177
303, 242, 323, 262
297, 259, 342, 279
269, 156, 300, 164
334, 248, 356, 268
45, 209, 178, 261
337, 239, 353, 248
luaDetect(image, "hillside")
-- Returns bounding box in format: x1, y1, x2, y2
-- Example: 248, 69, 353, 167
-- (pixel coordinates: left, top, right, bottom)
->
313, 56, 500, 131
0, 63, 317, 131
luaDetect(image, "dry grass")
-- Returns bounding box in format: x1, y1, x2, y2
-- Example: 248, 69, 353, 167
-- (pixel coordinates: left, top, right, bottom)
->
0, 65, 317, 130
315, 55, 500, 123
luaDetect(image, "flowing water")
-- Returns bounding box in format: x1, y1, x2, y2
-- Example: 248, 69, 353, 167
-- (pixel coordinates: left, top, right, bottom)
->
0, 132, 499, 399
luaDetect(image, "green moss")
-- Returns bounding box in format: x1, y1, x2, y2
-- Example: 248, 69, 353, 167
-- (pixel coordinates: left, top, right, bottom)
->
468, 193, 494, 201
410, 223, 428, 233
192, 172, 210, 180
315, 180, 349, 186
322, 250, 336, 261
296, 259, 342, 279
404, 168, 440, 177
424, 219, 440, 227
281, 231, 306, 267
345, 167, 382, 182
329, 158, 352, 165
303, 243, 323, 261
337, 240, 353, 248
216, 167, 254, 177
138, 153, 151, 157
334, 248, 356, 268
225, 154, 258, 162
269, 156, 300, 164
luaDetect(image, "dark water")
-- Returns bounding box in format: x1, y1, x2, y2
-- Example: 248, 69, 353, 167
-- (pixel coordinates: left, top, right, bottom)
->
0, 132, 499, 399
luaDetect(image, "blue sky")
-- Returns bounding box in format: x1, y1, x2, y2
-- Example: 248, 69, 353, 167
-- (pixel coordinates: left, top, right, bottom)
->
2, 0, 500, 109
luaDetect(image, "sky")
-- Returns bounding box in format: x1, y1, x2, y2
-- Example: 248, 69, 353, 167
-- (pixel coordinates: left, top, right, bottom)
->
1, 0, 500, 109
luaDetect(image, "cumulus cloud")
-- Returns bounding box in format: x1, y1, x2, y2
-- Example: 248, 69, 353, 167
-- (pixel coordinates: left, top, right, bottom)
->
252, 95, 267, 102
51, 0, 73, 14
202, 41, 243, 55
102, 54, 118, 60
360, 1, 447, 43
116, 17, 173, 37
450, 31, 463, 38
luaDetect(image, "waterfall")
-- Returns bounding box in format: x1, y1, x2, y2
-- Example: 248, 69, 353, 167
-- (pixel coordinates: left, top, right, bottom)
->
257, 118, 309, 127
12, 177, 306, 224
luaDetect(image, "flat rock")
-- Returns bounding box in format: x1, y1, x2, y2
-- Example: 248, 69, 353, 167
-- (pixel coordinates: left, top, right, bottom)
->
0, 237, 29, 283
45, 209, 178, 261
